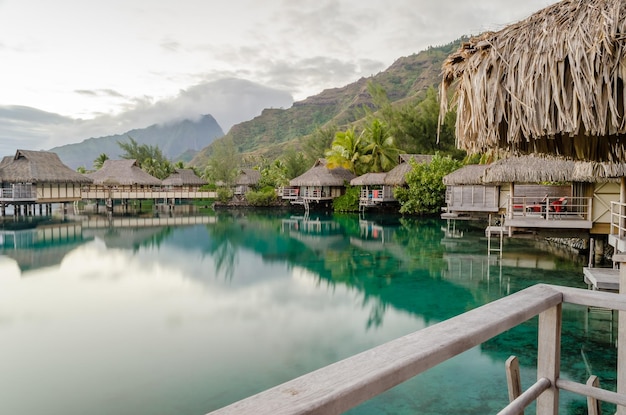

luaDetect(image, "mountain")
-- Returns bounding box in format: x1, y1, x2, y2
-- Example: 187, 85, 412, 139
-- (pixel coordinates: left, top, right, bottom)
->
51, 114, 224, 170
190, 38, 465, 167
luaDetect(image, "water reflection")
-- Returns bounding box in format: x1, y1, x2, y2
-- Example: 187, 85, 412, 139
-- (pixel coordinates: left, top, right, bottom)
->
0, 211, 617, 415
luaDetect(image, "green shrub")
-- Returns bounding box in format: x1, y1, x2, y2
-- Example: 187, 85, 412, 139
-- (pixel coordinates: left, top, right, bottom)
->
245, 186, 278, 206
217, 187, 233, 203
395, 153, 462, 215
333, 185, 360, 212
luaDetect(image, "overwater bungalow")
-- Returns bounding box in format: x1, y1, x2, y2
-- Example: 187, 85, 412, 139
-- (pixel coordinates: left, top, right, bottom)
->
83, 159, 162, 208
162, 168, 206, 191
350, 154, 433, 210
281, 159, 356, 209
442, 163, 497, 219
0, 149, 93, 216
233, 168, 261, 196
350, 172, 393, 209
481, 156, 593, 232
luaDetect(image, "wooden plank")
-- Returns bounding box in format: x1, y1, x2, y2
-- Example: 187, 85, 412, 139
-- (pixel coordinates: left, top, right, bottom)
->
582, 267, 619, 291
208, 285, 563, 415
558, 286, 626, 311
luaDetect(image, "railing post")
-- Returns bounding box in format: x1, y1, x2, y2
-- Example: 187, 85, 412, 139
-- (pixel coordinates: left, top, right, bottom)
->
536, 303, 561, 415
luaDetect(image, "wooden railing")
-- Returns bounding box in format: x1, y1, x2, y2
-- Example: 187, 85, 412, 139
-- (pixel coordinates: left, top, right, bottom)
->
508, 196, 592, 220
610, 201, 626, 238
208, 284, 626, 415
0, 184, 37, 201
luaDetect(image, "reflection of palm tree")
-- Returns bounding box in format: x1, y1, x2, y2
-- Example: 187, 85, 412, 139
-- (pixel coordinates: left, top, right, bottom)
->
213, 240, 237, 281
366, 299, 387, 329
205, 217, 240, 281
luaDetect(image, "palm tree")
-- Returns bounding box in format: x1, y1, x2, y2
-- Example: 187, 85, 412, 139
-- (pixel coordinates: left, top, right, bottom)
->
325, 128, 365, 174
360, 119, 401, 173
93, 153, 109, 170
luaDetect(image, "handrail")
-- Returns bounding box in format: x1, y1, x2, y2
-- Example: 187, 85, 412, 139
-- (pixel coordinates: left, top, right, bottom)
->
610, 201, 626, 237
207, 284, 626, 415
508, 196, 591, 220
498, 377, 551, 415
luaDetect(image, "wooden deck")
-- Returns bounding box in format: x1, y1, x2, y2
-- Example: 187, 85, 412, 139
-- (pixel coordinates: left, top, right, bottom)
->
505, 215, 592, 229
582, 267, 619, 291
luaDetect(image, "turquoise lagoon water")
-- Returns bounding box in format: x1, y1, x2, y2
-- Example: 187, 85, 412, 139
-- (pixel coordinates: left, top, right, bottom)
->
0, 211, 617, 415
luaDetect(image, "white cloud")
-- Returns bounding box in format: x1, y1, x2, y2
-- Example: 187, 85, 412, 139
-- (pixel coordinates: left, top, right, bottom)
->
0, 0, 559, 156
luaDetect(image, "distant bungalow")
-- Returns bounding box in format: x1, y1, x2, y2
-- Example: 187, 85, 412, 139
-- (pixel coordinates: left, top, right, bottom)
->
162, 168, 207, 191
0, 149, 92, 216
83, 159, 162, 210
350, 154, 433, 210
233, 168, 261, 196
282, 159, 356, 209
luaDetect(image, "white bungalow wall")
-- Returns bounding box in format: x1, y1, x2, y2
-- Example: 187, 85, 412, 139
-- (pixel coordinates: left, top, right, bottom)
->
36, 183, 83, 202
447, 185, 499, 212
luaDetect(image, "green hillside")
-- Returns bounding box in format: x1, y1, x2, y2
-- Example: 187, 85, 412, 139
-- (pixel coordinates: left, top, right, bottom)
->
190, 38, 465, 167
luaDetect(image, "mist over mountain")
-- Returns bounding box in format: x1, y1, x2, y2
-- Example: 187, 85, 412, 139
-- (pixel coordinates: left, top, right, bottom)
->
51, 114, 224, 170
190, 39, 465, 166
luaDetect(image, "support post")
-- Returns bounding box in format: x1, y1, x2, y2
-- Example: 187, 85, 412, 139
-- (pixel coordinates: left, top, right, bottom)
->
614, 252, 626, 415
536, 304, 561, 415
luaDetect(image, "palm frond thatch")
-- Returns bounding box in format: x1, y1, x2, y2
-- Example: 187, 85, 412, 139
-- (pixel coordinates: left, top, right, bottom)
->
572, 161, 626, 182
350, 172, 387, 186
0, 150, 93, 184
384, 154, 433, 185
290, 159, 356, 187
162, 169, 207, 186
235, 169, 261, 186
86, 159, 162, 186
482, 155, 576, 184
441, 0, 626, 162
442, 164, 489, 185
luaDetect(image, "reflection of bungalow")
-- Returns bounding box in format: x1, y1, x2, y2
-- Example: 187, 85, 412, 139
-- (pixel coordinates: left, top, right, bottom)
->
162, 169, 206, 191
442, 164, 497, 219
234, 169, 261, 195
282, 159, 356, 209
350, 154, 433, 210
0, 150, 93, 215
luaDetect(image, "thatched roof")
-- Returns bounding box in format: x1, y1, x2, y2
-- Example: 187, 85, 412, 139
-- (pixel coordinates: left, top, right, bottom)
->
0, 150, 92, 184
441, 0, 626, 162
86, 159, 162, 186
442, 164, 489, 186
482, 155, 577, 184
162, 169, 206, 186
571, 161, 626, 182
384, 154, 433, 185
290, 159, 356, 187
398, 154, 433, 164
350, 172, 387, 186
235, 168, 261, 186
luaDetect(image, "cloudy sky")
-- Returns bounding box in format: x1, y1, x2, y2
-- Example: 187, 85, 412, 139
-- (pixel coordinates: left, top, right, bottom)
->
0, 0, 558, 158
